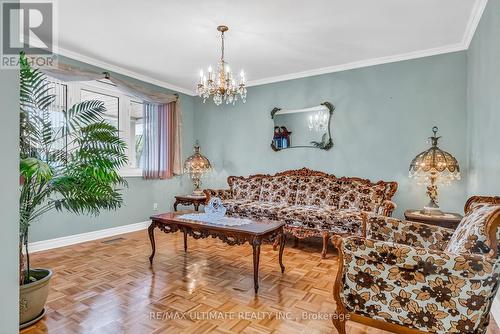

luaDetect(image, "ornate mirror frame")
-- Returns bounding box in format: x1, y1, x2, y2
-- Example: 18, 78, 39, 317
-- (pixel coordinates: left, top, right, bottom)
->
270, 101, 334, 151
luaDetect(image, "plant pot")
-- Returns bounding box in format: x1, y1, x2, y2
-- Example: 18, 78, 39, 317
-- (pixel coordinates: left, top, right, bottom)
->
19, 268, 52, 329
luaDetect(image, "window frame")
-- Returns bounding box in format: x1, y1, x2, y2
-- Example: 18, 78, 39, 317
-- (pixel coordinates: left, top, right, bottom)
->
57, 79, 144, 177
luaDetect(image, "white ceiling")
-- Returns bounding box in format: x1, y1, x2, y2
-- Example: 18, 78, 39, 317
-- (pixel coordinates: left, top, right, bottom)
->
54, 0, 486, 95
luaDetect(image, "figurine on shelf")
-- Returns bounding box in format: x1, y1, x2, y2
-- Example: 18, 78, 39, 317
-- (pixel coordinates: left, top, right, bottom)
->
280, 126, 292, 148
271, 126, 292, 150
273, 126, 281, 149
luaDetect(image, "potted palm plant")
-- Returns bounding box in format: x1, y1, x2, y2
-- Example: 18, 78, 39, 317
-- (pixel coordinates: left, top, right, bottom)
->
19, 53, 128, 328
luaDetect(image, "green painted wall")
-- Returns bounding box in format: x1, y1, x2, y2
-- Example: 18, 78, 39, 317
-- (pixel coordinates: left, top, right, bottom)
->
0, 44, 20, 333
29, 56, 196, 242
194, 52, 468, 218
466, 0, 500, 197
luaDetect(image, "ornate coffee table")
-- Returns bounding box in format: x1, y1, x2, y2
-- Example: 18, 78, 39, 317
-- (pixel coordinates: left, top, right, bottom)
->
148, 212, 286, 293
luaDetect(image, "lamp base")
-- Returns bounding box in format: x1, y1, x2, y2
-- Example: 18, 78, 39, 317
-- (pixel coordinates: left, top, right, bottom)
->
421, 206, 444, 216
192, 189, 204, 196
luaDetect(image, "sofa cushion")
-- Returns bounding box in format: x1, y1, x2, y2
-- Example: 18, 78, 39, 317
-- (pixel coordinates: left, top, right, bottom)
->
338, 179, 386, 213
325, 209, 366, 236
278, 206, 364, 235
237, 201, 288, 220
279, 205, 331, 230
222, 198, 255, 215
230, 176, 263, 201
259, 176, 299, 204
295, 176, 343, 208
445, 204, 500, 255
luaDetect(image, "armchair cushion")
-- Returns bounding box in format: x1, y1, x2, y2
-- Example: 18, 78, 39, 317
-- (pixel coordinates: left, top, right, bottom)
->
367, 215, 454, 251
445, 204, 500, 256
295, 176, 342, 207
258, 175, 299, 204
338, 236, 499, 334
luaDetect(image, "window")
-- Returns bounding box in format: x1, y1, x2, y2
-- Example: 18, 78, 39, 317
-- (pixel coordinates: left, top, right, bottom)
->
45, 78, 68, 153
46, 76, 144, 177
81, 89, 119, 130
129, 100, 144, 169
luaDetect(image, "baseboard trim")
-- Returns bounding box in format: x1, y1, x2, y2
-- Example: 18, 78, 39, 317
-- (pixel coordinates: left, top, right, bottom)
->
28, 221, 151, 253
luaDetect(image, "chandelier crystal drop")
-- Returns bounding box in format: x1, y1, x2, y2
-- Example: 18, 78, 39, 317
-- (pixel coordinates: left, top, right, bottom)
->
197, 25, 247, 106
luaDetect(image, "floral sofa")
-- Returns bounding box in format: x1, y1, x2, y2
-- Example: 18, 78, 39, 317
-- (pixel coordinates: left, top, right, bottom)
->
204, 168, 398, 258
332, 196, 500, 334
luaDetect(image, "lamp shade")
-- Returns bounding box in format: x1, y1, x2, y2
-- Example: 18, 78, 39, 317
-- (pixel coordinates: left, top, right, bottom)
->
183, 142, 211, 176
409, 126, 460, 184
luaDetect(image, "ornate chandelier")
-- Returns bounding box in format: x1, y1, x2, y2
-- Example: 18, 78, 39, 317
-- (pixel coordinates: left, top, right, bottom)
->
197, 25, 247, 106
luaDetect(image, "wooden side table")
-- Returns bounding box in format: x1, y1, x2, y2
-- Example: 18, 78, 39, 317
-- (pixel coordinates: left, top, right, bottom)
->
173, 194, 206, 211
404, 209, 463, 229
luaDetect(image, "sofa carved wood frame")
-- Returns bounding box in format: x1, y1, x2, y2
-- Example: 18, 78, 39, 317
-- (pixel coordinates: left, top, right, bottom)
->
331, 196, 500, 334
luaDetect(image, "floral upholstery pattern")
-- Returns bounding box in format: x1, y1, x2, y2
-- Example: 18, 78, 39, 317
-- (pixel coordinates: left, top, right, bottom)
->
236, 201, 288, 220
203, 168, 397, 256
367, 215, 454, 251
279, 206, 365, 236
338, 236, 500, 334
446, 204, 500, 255
229, 176, 263, 200
259, 176, 299, 204
204, 189, 233, 201
295, 176, 343, 207
377, 200, 397, 216
221, 199, 255, 215
339, 179, 387, 213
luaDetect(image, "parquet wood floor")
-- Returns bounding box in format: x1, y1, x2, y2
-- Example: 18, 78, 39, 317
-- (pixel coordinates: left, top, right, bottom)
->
21, 230, 500, 334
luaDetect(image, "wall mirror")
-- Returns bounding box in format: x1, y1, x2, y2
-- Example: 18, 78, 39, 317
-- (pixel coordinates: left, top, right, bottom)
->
270, 102, 334, 151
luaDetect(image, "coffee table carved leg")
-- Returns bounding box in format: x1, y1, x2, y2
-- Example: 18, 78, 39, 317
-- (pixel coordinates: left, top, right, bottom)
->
148, 222, 156, 265
183, 229, 188, 252
194, 203, 200, 211
272, 234, 280, 251
252, 238, 261, 294
278, 232, 286, 273
173, 200, 179, 211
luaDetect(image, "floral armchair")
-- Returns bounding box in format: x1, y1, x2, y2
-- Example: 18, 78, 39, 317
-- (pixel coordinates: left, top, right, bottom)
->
332, 196, 500, 334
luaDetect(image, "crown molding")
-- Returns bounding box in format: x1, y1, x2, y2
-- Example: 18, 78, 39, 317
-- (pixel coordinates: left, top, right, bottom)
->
54, 0, 487, 94
462, 0, 488, 48
56, 47, 196, 96
246, 43, 467, 87
244, 0, 487, 88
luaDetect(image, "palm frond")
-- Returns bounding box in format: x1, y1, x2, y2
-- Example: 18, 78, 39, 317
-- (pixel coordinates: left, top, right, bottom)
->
18, 52, 129, 279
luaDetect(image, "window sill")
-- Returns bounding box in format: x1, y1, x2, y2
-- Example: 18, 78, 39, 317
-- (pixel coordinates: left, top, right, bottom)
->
120, 168, 143, 178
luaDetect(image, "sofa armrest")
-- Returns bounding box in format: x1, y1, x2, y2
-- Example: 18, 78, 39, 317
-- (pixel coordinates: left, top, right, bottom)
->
333, 235, 499, 334
377, 199, 396, 216
203, 188, 233, 203
366, 214, 454, 251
